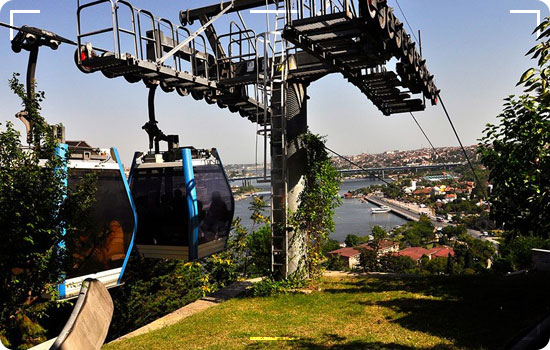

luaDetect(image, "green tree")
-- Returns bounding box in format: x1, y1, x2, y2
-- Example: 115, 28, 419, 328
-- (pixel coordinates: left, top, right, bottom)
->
401, 215, 435, 247
478, 20, 550, 239
370, 225, 387, 254
382, 255, 415, 273
344, 234, 360, 247
441, 225, 467, 239
321, 239, 342, 256
422, 257, 447, 274
1, 75, 96, 349
359, 248, 378, 272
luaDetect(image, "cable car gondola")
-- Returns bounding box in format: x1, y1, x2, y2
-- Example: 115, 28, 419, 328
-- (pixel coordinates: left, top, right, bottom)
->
57, 141, 137, 299
130, 146, 234, 261
128, 81, 234, 261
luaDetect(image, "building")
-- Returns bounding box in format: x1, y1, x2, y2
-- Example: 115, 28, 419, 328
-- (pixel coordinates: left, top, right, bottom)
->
328, 247, 361, 269
328, 240, 400, 268
358, 240, 400, 255
396, 245, 455, 263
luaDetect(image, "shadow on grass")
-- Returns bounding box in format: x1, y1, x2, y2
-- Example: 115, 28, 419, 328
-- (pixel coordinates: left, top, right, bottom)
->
325, 273, 550, 350
246, 333, 455, 350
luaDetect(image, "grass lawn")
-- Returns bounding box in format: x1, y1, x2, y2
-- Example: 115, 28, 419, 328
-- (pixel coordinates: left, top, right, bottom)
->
104, 273, 550, 350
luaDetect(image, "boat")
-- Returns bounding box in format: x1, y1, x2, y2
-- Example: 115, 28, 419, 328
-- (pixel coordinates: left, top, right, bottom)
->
371, 205, 391, 214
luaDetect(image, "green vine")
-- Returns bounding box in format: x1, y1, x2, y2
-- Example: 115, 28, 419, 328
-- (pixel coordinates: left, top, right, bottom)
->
290, 132, 342, 279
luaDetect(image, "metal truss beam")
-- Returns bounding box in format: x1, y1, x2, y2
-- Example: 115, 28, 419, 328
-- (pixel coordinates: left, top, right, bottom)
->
180, 0, 277, 24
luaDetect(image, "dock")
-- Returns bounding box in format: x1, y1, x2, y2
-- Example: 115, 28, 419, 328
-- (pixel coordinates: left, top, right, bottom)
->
365, 196, 423, 222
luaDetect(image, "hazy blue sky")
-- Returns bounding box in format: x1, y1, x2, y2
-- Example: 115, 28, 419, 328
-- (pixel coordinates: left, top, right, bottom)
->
0, 0, 546, 165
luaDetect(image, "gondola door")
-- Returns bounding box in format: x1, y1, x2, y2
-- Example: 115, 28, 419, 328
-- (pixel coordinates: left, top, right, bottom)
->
57, 148, 137, 299
131, 148, 234, 261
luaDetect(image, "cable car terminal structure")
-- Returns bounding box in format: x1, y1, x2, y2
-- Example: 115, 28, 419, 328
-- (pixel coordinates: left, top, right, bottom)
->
73, 0, 439, 279
6, 0, 439, 294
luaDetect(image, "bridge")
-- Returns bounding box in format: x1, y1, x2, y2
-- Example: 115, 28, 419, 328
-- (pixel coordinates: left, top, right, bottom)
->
229, 162, 464, 182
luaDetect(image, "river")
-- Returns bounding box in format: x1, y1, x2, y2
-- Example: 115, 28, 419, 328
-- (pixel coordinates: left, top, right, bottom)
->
232, 178, 408, 242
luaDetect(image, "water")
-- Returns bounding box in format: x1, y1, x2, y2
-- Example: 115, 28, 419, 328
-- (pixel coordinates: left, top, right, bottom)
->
233, 178, 408, 242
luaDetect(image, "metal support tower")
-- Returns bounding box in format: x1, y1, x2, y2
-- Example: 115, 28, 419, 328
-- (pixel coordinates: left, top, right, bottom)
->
265, 0, 291, 277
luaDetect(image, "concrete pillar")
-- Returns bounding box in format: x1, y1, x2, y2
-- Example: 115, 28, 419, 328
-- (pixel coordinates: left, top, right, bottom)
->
285, 79, 308, 277
270, 55, 308, 278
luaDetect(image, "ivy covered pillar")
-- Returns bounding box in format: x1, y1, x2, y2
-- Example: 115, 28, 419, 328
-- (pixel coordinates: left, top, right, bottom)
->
285, 77, 308, 277
270, 54, 309, 279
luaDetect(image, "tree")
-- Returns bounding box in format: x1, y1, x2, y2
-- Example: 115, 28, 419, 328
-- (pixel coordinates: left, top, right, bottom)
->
359, 248, 378, 272
478, 20, 550, 239
422, 257, 447, 275
401, 215, 435, 247
370, 225, 387, 254
441, 225, 467, 239
321, 239, 342, 256
344, 234, 360, 247
1, 75, 96, 348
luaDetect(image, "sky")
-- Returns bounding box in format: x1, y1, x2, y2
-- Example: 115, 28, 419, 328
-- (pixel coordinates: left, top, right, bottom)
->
0, 0, 546, 165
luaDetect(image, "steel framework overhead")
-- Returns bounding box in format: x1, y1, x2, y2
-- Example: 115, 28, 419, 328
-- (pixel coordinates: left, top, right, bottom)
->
74, 0, 439, 278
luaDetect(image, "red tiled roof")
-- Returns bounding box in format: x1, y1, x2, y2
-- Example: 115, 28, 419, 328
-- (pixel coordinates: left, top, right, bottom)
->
428, 245, 455, 258
413, 187, 433, 195
397, 247, 429, 261
329, 247, 360, 258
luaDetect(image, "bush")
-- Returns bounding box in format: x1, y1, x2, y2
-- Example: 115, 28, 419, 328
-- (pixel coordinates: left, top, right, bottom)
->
246, 224, 272, 276
497, 236, 550, 272
344, 234, 369, 247
326, 255, 349, 271
1, 75, 96, 349
251, 277, 307, 297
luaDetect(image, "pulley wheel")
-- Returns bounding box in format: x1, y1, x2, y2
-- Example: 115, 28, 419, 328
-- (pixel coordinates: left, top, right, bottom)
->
386, 9, 395, 40
74, 46, 93, 74
401, 34, 410, 60
101, 70, 116, 79
143, 78, 159, 89
160, 81, 175, 93
407, 43, 416, 66
394, 26, 403, 50
191, 90, 204, 100
176, 87, 189, 97
124, 74, 141, 83
378, 6, 387, 31
367, 0, 378, 19
239, 109, 249, 119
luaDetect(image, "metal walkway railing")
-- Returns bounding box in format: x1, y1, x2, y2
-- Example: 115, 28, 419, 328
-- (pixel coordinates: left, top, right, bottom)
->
75, 0, 270, 124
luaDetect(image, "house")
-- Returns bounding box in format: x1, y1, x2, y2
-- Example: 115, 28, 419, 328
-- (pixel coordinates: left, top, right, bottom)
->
396, 245, 455, 263
358, 240, 400, 255
444, 194, 457, 202
328, 247, 361, 269
428, 245, 455, 258
328, 240, 400, 268
413, 187, 432, 197
396, 247, 429, 262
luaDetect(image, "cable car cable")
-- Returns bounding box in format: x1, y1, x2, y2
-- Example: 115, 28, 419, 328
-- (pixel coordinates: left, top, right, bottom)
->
409, 112, 441, 159
393, 0, 419, 43
324, 146, 392, 185
437, 93, 486, 196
